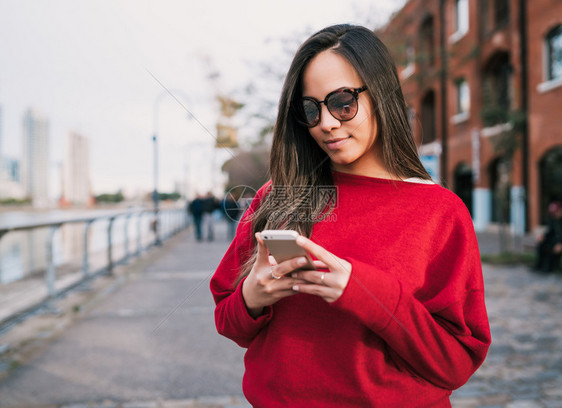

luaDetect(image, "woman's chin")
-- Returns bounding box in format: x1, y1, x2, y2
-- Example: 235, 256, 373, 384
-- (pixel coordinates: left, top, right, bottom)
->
327, 152, 356, 166
330, 159, 357, 171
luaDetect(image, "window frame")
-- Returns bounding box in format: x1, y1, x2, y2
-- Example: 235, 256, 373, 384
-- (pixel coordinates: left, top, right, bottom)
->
538, 25, 562, 93
452, 78, 470, 124
456, 78, 470, 114
546, 25, 562, 81
455, 0, 469, 35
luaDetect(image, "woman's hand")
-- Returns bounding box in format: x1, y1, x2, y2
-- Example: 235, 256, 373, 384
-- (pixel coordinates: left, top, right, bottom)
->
242, 232, 307, 318
291, 236, 352, 303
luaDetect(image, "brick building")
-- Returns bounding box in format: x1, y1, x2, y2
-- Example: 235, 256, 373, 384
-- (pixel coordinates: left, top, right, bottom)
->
378, 0, 562, 233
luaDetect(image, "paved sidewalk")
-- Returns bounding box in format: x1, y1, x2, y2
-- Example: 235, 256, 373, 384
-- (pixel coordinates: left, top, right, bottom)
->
0, 220, 560, 407
450, 264, 562, 408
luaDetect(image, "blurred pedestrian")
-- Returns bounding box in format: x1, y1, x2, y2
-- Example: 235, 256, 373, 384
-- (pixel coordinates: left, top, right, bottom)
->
211, 24, 490, 407
187, 194, 204, 242
201, 192, 218, 242
534, 201, 562, 273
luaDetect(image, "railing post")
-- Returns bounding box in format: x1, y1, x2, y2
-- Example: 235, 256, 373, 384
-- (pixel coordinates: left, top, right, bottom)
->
123, 214, 131, 264
137, 211, 144, 256
137, 212, 143, 256
0, 230, 7, 281
152, 211, 160, 247
82, 220, 93, 278
107, 217, 115, 274
46, 225, 60, 299
160, 210, 164, 242
163, 210, 168, 240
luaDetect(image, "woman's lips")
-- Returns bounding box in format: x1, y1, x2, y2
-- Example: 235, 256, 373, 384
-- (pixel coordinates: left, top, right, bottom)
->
324, 136, 350, 151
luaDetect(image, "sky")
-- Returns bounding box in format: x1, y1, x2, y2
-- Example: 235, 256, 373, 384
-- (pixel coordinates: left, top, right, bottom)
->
0, 0, 406, 200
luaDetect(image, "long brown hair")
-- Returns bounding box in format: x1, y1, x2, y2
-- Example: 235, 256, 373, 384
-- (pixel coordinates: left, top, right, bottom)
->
236, 24, 430, 284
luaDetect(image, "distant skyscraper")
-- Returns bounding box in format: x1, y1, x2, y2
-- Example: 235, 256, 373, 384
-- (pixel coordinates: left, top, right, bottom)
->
4, 157, 20, 182
22, 109, 49, 207
63, 132, 91, 205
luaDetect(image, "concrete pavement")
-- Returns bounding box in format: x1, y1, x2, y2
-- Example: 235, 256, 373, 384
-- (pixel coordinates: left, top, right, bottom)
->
0, 220, 561, 407
450, 264, 562, 408
0, 221, 249, 407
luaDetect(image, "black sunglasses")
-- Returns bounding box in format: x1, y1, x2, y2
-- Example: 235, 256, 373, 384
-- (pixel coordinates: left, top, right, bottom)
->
297, 86, 367, 128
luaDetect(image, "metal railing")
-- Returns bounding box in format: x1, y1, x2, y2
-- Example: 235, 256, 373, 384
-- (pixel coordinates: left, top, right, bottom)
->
0, 208, 189, 331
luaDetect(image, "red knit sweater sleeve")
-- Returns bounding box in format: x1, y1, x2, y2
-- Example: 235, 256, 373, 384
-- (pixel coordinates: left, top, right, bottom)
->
210, 182, 273, 348
331, 202, 491, 390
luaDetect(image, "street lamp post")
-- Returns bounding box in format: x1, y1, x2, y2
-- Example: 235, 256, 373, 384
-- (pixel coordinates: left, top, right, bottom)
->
152, 89, 191, 247
152, 132, 160, 246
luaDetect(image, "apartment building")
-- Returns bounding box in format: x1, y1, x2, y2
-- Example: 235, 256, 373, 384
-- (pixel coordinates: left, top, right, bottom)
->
378, 0, 562, 233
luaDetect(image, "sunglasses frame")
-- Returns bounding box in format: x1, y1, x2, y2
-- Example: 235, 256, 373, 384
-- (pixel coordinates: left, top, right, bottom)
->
298, 86, 368, 128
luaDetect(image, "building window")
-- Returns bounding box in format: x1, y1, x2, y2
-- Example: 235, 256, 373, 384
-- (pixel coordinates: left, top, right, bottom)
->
494, 0, 509, 27
452, 78, 470, 124
406, 41, 415, 67
455, 0, 469, 35
546, 25, 562, 81
456, 79, 470, 114
482, 52, 511, 126
454, 163, 473, 216
420, 16, 435, 66
489, 157, 511, 224
421, 91, 436, 143
401, 40, 416, 79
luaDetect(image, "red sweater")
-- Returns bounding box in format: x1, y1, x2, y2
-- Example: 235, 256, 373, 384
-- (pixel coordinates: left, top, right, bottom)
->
211, 172, 491, 407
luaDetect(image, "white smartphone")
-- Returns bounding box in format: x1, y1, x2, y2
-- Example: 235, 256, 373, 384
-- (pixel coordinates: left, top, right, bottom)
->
261, 230, 316, 270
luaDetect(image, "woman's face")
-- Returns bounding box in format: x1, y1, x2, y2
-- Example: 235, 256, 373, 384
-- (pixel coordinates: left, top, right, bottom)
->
302, 50, 387, 177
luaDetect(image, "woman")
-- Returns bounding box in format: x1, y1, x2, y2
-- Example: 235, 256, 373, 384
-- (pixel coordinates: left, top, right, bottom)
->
211, 24, 490, 407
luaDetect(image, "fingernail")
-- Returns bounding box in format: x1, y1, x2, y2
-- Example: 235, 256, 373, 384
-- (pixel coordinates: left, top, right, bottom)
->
297, 257, 306, 265
292, 285, 299, 292
296, 236, 306, 245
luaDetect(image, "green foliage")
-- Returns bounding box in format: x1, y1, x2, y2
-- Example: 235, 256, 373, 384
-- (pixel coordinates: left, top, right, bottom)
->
158, 192, 181, 201
508, 110, 527, 134
481, 252, 536, 266
481, 105, 509, 127
95, 192, 124, 203
486, 109, 526, 159
0, 197, 31, 206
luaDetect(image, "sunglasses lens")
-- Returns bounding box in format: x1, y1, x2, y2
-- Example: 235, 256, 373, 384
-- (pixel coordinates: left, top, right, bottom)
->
327, 91, 357, 121
302, 99, 320, 126
299, 88, 363, 127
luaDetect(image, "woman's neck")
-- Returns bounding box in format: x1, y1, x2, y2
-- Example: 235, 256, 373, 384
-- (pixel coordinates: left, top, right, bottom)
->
331, 162, 400, 180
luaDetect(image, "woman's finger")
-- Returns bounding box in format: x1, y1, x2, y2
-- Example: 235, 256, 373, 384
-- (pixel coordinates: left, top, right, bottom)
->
296, 236, 346, 271
255, 232, 270, 265
291, 270, 325, 284
313, 260, 329, 270
272, 256, 311, 278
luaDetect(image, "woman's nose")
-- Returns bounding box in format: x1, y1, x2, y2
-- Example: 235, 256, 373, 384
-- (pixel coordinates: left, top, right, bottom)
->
318, 105, 340, 132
